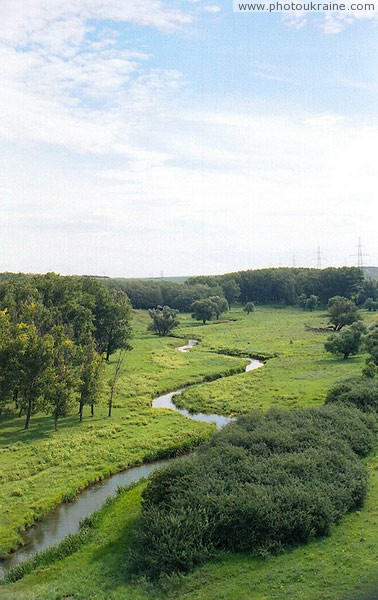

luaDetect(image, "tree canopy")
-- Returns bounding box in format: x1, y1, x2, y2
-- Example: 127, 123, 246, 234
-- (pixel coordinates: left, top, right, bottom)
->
327, 296, 361, 331
0, 274, 132, 428
148, 306, 179, 336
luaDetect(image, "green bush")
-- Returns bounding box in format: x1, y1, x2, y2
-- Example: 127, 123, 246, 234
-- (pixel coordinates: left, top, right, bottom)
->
326, 377, 378, 413
129, 403, 372, 580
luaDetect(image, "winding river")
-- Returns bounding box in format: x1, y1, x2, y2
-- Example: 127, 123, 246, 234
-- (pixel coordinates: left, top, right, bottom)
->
0, 344, 263, 577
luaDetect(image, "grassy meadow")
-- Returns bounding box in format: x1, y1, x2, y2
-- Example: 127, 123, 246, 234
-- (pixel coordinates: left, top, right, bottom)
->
0, 305, 377, 598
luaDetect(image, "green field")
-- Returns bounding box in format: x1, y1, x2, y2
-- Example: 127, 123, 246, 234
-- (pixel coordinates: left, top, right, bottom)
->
0, 306, 377, 598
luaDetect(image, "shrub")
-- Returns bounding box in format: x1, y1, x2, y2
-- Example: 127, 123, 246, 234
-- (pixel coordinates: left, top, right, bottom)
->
326, 377, 378, 414
128, 403, 373, 580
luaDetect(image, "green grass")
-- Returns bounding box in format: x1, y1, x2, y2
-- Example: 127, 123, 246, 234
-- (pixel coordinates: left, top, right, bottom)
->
175, 307, 376, 415
0, 306, 377, 599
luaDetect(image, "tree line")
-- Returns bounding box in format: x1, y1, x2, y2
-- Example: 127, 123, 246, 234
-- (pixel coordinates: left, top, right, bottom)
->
0, 273, 132, 430
105, 267, 377, 311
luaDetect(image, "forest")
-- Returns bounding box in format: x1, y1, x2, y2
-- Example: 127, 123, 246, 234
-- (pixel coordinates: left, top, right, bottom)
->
107, 266, 377, 310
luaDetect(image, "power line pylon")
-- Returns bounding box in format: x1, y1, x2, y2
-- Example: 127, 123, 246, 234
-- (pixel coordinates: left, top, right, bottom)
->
316, 246, 322, 269
352, 237, 369, 269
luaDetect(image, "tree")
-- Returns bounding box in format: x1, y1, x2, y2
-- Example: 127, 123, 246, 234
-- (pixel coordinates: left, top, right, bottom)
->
364, 324, 378, 366
305, 295, 319, 312
221, 280, 240, 307
108, 348, 128, 417
327, 296, 361, 331
77, 343, 103, 421
90, 285, 132, 360
243, 302, 255, 314
191, 299, 216, 324
42, 327, 78, 431
209, 296, 229, 320
324, 322, 366, 360
363, 298, 378, 312
148, 306, 179, 337
0, 322, 54, 429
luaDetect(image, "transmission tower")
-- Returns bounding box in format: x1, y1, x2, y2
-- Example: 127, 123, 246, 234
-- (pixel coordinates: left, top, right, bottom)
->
316, 246, 322, 269
352, 237, 369, 269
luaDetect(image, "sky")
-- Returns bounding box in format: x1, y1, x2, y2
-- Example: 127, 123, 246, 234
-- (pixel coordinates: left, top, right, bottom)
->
0, 0, 377, 277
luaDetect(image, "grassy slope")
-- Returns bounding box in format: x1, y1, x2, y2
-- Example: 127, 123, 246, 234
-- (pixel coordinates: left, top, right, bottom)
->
1, 307, 378, 599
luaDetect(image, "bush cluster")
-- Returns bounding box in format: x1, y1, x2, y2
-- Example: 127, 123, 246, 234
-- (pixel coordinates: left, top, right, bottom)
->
129, 404, 375, 580
326, 377, 378, 413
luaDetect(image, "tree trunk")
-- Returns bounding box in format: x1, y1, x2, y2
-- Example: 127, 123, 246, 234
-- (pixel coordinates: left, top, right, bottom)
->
91, 403, 94, 417
79, 401, 84, 422
343, 353, 349, 359
24, 395, 33, 430
108, 388, 114, 417
54, 413, 58, 431
13, 388, 19, 410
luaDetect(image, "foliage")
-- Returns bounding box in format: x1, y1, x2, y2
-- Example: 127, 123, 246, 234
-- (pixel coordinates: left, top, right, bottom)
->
208, 296, 229, 319
363, 298, 378, 311
148, 306, 179, 337
298, 294, 320, 311
188, 267, 363, 306
77, 343, 103, 421
129, 404, 371, 580
324, 322, 366, 359
42, 327, 79, 430
364, 323, 378, 366
326, 377, 378, 413
0, 274, 132, 428
191, 299, 217, 324
243, 301, 255, 314
327, 296, 361, 331
109, 267, 364, 311
221, 280, 241, 307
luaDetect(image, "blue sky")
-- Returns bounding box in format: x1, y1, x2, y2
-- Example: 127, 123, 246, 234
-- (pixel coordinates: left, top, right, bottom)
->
0, 0, 377, 277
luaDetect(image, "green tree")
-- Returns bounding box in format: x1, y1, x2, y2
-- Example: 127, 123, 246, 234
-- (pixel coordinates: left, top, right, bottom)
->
364, 324, 378, 366
107, 348, 128, 417
363, 298, 378, 312
90, 285, 132, 360
305, 295, 319, 311
0, 322, 54, 429
243, 301, 255, 314
191, 299, 216, 324
327, 296, 361, 331
209, 296, 229, 320
148, 306, 179, 336
324, 322, 366, 360
42, 327, 78, 430
221, 280, 241, 307
77, 343, 103, 421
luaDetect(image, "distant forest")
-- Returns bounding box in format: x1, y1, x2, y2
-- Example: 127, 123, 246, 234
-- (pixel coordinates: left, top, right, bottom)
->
0, 267, 377, 314
106, 267, 377, 311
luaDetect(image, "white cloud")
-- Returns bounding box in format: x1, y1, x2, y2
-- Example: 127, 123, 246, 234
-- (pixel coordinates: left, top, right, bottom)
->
1, 102, 377, 275
203, 4, 221, 13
